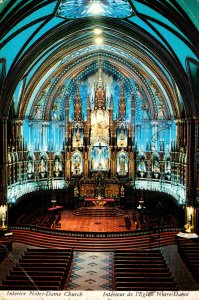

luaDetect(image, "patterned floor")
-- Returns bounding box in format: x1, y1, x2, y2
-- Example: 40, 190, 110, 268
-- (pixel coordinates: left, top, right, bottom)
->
59, 210, 135, 232
66, 252, 113, 290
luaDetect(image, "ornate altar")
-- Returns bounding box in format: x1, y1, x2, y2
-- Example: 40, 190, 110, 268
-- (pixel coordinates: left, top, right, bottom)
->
65, 64, 134, 202
105, 184, 120, 198
80, 184, 95, 197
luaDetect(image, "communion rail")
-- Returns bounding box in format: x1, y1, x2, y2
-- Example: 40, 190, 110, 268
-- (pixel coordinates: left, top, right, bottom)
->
5, 225, 182, 251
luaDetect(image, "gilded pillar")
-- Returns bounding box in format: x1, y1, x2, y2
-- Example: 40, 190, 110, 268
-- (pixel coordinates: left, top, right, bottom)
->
83, 152, 89, 177
66, 151, 71, 181
129, 152, 134, 179
111, 151, 117, 177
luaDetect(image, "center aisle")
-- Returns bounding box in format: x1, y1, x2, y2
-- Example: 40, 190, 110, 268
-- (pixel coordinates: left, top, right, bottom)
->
66, 251, 113, 290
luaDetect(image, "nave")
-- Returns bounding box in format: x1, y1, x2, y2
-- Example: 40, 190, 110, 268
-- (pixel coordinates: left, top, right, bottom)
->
0, 0, 199, 296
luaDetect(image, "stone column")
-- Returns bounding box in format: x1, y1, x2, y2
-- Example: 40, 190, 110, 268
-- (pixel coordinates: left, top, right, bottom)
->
131, 92, 135, 146
151, 121, 158, 151
180, 120, 185, 148
0, 116, 8, 228
42, 122, 46, 151
184, 120, 187, 148
13, 119, 23, 151
176, 119, 185, 149
195, 117, 199, 191
186, 118, 196, 206
185, 118, 197, 232
175, 119, 180, 150
65, 93, 70, 143
28, 121, 33, 150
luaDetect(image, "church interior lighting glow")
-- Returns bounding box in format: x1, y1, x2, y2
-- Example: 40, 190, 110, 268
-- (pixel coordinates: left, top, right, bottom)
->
93, 28, 103, 35
88, 1, 103, 15
95, 36, 103, 44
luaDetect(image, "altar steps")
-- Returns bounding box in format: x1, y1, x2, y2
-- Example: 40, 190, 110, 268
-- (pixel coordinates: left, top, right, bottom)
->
72, 207, 125, 217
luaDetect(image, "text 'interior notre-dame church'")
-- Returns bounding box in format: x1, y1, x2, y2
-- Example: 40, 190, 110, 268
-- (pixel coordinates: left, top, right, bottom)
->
0, 0, 199, 295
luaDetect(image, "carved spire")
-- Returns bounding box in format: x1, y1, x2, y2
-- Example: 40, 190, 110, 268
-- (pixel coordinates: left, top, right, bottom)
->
94, 61, 106, 109
97, 60, 103, 88
74, 85, 82, 120
118, 84, 126, 119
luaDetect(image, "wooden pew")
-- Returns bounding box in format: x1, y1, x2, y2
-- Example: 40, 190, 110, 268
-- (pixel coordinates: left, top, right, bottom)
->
13, 267, 66, 272
114, 249, 177, 291
115, 272, 172, 277
115, 263, 167, 268
115, 276, 174, 282
6, 275, 62, 282
0, 285, 59, 290
2, 279, 61, 288
20, 257, 71, 263
116, 281, 176, 287
115, 258, 164, 263
10, 270, 65, 277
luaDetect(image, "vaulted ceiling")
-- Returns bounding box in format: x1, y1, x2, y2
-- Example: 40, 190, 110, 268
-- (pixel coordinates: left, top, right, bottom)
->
0, 0, 199, 119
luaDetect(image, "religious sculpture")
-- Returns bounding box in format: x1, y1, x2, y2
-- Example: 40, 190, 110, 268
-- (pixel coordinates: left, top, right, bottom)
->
138, 153, 146, 177
54, 157, 62, 177
72, 152, 82, 176
39, 158, 46, 178
74, 185, 79, 198
118, 152, 127, 175
120, 130, 125, 141
75, 129, 80, 142
120, 185, 125, 197
73, 159, 80, 175
27, 160, 33, 174
40, 159, 46, 172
